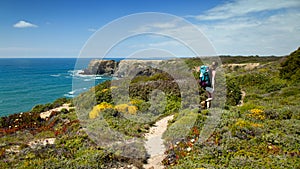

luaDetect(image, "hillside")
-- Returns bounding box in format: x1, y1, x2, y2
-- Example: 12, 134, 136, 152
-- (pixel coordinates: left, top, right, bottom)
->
0, 50, 299, 168
162, 50, 300, 168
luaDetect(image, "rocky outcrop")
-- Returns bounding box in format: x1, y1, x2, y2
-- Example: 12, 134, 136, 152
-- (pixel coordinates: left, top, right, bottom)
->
115, 60, 163, 78
81, 59, 164, 77
81, 59, 118, 76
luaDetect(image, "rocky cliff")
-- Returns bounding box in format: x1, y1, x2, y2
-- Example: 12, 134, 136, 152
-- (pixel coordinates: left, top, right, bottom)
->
115, 60, 163, 78
81, 59, 118, 76
81, 59, 163, 77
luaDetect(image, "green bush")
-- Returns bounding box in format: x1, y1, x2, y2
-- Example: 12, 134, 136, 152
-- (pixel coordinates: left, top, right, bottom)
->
280, 47, 300, 83
226, 77, 242, 106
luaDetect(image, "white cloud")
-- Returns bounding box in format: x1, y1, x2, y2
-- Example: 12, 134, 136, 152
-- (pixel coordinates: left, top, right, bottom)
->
151, 22, 178, 29
129, 6, 300, 56
193, 0, 300, 20
13, 20, 38, 28
184, 0, 300, 55
198, 9, 300, 55
133, 19, 181, 32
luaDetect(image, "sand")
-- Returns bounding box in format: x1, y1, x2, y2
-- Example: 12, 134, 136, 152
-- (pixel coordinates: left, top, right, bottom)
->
143, 115, 174, 169
39, 103, 73, 119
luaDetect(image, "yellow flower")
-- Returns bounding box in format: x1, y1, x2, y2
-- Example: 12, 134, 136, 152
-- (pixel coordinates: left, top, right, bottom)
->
89, 102, 113, 119
110, 86, 118, 90
128, 105, 138, 115
114, 104, 129, 113
129, 99, 143, 105
101, 88, 109, 93
247, 109, 265, 120
235, 119, 248, 127
251, 123, 263, 128
115, 104, 138, 115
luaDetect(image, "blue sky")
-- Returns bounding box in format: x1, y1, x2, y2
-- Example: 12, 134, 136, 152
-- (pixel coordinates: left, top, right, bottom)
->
0, 0, 299, 57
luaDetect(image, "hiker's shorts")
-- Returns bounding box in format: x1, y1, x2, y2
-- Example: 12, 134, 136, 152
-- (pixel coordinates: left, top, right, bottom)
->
205, 87, 213, 93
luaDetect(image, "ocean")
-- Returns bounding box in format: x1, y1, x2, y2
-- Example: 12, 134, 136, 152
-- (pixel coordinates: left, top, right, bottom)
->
0, 58, 119, 117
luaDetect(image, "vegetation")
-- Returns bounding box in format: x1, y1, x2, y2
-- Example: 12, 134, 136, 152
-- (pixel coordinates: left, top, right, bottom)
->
280, 47, 300, 83
0, 49, 299, 168
162, 49, 300, 168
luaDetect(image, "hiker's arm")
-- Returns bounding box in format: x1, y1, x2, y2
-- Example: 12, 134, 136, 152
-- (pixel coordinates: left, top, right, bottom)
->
211, 70, 216, 91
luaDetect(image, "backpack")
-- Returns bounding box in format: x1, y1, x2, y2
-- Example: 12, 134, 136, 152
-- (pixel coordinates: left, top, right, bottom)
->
199, 65, 211, 88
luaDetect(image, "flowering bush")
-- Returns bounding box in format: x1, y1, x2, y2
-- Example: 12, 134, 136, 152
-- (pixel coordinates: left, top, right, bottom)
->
89, 102, 113, 119
114, 104, 128, 113
247, 109, 265, 120
114, 104, 138, 115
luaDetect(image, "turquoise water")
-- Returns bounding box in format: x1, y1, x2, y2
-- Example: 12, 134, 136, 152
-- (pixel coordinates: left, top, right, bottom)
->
0, 58, 116, 117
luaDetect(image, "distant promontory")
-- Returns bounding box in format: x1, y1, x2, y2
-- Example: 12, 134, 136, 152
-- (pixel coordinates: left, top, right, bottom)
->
81, 59, 163, 77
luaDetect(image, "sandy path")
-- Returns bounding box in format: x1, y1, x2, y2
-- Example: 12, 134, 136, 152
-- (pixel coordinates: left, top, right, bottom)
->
40, 103, 73, 119
143, 115, 174, 169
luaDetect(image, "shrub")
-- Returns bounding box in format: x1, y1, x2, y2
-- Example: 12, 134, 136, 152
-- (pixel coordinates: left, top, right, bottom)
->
226, 77, 242, 106
94, 80, 113, 104
89, 102, 113, 119
247, 109, 265, 121
114, 104, 138, 115
52, 97, 69, 108
114, 104, 128, 113
60, 108, 69, 114
231, 119, 263, 140
280, 47, 300, 83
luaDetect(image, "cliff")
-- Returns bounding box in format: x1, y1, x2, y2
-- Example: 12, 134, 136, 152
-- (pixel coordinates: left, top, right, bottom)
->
115, 60, 163, 77
81, 59, 118, 76
81, 59, 163, 77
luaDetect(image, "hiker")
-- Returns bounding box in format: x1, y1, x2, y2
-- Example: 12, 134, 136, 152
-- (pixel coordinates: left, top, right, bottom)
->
197, 61, 218, 108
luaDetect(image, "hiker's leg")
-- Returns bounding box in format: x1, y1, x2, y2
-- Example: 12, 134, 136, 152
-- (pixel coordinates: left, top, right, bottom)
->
205, 87, 213, 99
206, 90, 214, 109
207, 100, 210, 108
206, 91, 213, 101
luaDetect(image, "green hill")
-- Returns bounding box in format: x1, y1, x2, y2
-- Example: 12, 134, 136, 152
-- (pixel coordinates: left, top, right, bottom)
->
0, 49, 299, 168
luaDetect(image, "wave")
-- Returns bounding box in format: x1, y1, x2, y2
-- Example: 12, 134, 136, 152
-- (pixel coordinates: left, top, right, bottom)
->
64, 94, 75, 98
65, 88, 88, 97
68, 90, 76, 95
68, 69, 107, 80
50, 74, 61, 77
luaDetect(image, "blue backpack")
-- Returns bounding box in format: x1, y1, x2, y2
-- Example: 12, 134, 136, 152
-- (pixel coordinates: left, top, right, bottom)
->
199, 65, 211, 88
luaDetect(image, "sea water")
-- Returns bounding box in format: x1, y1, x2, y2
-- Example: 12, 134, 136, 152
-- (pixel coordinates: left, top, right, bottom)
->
0, 58, 119, 117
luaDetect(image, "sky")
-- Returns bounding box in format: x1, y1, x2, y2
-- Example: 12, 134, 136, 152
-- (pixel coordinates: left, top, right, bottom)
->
0, 0, 300, 58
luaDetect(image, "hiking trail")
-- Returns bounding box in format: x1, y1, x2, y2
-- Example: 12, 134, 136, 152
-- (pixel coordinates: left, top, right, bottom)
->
143, 115, 174, 169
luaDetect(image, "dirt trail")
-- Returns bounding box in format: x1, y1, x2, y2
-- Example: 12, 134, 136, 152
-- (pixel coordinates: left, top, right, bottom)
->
143, 115, 174, 169
39, 103, 73, 119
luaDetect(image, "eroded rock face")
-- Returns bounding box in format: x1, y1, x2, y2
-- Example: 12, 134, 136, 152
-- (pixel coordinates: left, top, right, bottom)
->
82, 60, 118, 75
114, 60, 163, 78
81, 59, 164, 77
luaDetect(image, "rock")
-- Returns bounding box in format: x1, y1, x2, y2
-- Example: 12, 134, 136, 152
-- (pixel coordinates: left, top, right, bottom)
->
27, 138, 56, 149
80, 59, 164, 77
82, 59, 118, 75
114, 60, 163, 78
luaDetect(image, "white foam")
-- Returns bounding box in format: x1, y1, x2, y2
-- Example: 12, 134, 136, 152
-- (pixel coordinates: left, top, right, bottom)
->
64, 94, 75, 98
68, 90, 76, 95
50, 74, 61, 77
65, 88, 88, 97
